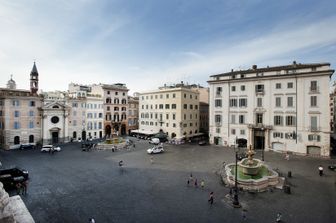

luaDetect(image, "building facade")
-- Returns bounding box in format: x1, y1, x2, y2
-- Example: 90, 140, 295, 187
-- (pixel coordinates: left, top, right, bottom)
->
91, 83, 129, 137
127, 94, 139, 135
0, 63, 43, 149
208, 62, 334, 157
138, 83, 200, 140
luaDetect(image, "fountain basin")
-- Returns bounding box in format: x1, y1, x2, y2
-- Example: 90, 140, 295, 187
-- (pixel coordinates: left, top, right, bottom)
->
238, 158, 262, 176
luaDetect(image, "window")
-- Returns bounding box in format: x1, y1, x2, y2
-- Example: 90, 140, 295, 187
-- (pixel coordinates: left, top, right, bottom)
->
172, 104, 177, 109
241, 85, 245, 91
273, 132, 283, 138
215, 115, 221, 124
310, 116, 318, 131
275, 97, 281, 107
216, 128, 221, 133
231, 86, 236, 91
12, 100, 20, 106
256, 114, 263, 124
29, 121, 34, 128
274, 116, 283, 126
184, 94, 186, 98
14, 122, 20, 129
189, 104, 193, 109
287, 82, 293, 88
184, 114, 186, 120
195, 105, 198, 109
73, 111, 77, 116
159, 104, 164, 109
239, 98, 247, 107
215, 99, 222, 107
115, 92, 118, 95
257, 98, 262, 107
0, 111, 2, 116
231, 115, 236, 124
73, 120, 77, 126
287, 97, 294, 107
255, 85, 264, 93
51, 116, 59, 124
310, 96, 317, 107
173, 93, 176, 98
29, 135, 34, 143
14, 136, 20, 144
239, 115, 245, 124
190, 94, 192, 99
166, 94, 169, 99
166, 114, 169, 120
308, 134, 320, 141
107, 91, 110, 94
310, 81, 318, 92
231, 129, 236, 135
173, 114, 176, 120
286, 116, 296, 126
14, 111, 19, 117
230, 99, 237, 107
183, 104, 187, 109
216, 87, 222, 95
240, 129, 245, 135
165, 104, 170, 109
276, 83, 281, 89
173, 123, 176, 127
30, 101, 35, 107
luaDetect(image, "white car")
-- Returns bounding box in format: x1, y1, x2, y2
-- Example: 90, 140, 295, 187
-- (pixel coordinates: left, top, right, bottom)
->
147, 145, 164, 154
41, 145, 61, 152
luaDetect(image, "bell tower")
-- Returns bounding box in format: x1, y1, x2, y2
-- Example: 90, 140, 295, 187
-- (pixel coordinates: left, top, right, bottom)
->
30, 62, 39, 94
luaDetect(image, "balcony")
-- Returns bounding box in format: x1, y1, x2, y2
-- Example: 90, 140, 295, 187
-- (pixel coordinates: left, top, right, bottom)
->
308, 126, 321, 132
309, 86, 319, 94
255, 89, 265, 96
247, 123, 272, 130
215, 92, 222, 97
215, 122, 222, 127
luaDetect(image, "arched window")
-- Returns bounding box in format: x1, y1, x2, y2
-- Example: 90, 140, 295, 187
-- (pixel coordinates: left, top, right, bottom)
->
106, 97, 111, 103
14, 136, 20, 145
114, 98, 120, 104
122, 99, 127, 104
29, 135, 34, 143
52, 105, 59, 108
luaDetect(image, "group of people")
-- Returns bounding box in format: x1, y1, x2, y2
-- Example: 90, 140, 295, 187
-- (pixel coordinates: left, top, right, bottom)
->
187, 173, 212, 204
16, 180, 28, 195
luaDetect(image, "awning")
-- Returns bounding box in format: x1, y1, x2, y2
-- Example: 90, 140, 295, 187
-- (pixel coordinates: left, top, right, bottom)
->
131, 129, 158, 135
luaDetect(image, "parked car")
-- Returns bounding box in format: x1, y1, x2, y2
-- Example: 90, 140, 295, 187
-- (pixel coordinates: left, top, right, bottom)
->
328, 164, 336, 171
147, 145, 164, 154
149, 138, 160, 145
198, 141, 207, 146
20, 144, 35, 150
41, 145, 61, 152
0, 167, 29, 189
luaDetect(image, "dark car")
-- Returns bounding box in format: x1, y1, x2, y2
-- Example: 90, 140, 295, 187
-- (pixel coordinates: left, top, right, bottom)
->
328, 164, 336, 171
0, 167, 29, 189
20, 144, 35, 150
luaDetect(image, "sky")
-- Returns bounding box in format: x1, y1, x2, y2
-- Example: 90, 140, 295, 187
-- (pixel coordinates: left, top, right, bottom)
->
1, 0, 336, 94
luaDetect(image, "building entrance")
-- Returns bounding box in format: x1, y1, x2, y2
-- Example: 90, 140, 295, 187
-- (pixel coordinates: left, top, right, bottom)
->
52, 131, 59, 144
253, 129, 265, 150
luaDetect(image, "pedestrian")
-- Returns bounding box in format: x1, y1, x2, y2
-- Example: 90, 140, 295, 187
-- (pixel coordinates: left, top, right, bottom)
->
150, 156, 154, 164
242, 210, 247, 221
187, 179, 190, 186
89, 218, 95, 223
208, 192, 214, 205
201, 179, 205, 189
22, 180, 28, 195
189, 173, 194, 184
285, 152, 289, 160
119, 160, 124, 167
194, 178, 198, 187
276, 213, 282, 222
318, 165, 324, 176
133, 143, 135, 148
16, 182, 22, 195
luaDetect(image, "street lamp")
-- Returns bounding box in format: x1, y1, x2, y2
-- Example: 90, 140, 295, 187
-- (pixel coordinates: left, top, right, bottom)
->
233, 137, 241, 208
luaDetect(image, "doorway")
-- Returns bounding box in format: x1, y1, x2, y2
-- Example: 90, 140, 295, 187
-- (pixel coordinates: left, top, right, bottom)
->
253, 129, 265, 150
52, 131, 59, 144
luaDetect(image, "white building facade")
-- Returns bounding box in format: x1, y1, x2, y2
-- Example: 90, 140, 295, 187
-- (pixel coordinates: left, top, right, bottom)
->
139, 84, 200, 140
208, 62, 334, 157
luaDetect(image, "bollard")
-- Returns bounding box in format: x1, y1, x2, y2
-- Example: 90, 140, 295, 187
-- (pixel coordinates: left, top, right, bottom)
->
284, 185, 291, 194
288, 171, 292, 178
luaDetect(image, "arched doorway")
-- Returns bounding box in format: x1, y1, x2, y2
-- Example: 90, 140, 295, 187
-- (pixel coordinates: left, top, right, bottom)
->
14, 136, 20, 145
82, 131, 86, 141
52, 132, 59, 144
121, 124, 126, 135
105, 125, 111, 138
171, 132, 176, 138
29, 135, 34, 143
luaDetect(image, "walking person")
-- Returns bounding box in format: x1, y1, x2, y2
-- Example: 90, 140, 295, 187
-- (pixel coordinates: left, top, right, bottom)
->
194, 178, 198, 187
150, 156, 154, 164
208, 192, 214, 205
89, 218, 95, 223
16, 182, 22, 195
285, 152, 289, 161
189, 173, 194, 184
187, 179, 190, 186
201, 179, 205, 189
22, 180, 28, 195
318, 165, 324, 176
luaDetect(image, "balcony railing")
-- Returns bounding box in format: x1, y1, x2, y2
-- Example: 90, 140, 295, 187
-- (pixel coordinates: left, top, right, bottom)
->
255, 89, 265, 95
308, 126, 321, 132
309, 86, 319, 93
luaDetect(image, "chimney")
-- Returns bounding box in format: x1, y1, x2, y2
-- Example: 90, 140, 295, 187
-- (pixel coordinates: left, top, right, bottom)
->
252, 65, 257, 70
231, 69, 234, 72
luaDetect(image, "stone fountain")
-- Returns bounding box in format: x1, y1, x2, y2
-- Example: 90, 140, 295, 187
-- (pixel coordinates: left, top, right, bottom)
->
224, 145, 280, 192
